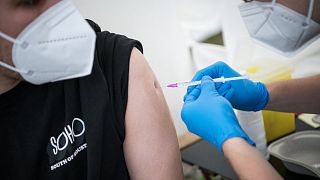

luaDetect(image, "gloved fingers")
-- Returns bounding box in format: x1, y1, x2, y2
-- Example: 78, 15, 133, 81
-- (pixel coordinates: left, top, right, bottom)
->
200, 76, 219, 96
187, 61, 241, 95
184, 85, 201, 103
216, 83, 231, 96
184, 84, 199, 101
215, 61, 241, 77
187, 63, 221, 95
214, 82, 223, 89
223, 87, 235, 101
186, 71, 205, 95
183, 94, 187, 102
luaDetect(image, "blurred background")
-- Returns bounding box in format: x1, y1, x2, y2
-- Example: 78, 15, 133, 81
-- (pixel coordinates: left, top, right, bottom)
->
73, 0, 320, 179
73, 0, 220, 137
73, 0, 320, 137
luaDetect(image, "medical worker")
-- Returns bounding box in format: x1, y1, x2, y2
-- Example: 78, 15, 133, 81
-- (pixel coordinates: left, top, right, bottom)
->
181, 0, 320, 179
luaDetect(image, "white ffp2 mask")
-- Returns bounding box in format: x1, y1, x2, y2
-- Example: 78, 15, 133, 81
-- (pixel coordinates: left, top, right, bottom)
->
239, 0, 320, 57
0, 0, 96, 85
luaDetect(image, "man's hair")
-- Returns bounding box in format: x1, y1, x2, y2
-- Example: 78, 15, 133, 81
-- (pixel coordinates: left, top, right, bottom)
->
14, 0, 43, 6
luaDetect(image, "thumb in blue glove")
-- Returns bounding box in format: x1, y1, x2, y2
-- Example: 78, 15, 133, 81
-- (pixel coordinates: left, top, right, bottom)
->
181, 76, 255, 152
186, 61, 269, 111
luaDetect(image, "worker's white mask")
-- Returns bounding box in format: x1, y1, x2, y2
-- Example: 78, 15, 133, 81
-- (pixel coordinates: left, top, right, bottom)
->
239, 0, 320, 57
0, 0, 96, 85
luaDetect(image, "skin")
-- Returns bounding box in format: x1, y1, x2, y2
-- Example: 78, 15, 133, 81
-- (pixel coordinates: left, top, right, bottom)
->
2, 0, 318, 179
124, 48, 183, 179
266, 75, 320, 113
256, 0, 320, 114
223, 138, 283, 180
0, 0, 59, 94
0, 0, 183, 179
253, 0, 320, 114
256, 0, 320, 23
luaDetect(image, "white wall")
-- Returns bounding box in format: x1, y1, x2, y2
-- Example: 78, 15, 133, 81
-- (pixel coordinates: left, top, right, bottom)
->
73, 0, 194, 136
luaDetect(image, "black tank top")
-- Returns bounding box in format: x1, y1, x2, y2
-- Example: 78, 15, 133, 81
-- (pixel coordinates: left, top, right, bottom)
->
0, 20, 143, 180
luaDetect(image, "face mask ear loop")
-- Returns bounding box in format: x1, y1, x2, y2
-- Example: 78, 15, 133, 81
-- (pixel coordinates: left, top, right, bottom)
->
0, 60, 30, 74
305, 0, 314, 26
271, 0, 276, 7
0, 32, 16, 44
294, 0, 315, 49
264, 0, 277, 16
0, 32, 25, 47
252, 0, 277, 35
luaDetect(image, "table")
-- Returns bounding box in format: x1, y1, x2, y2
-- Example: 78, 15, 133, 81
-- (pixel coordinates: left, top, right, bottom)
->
181, 119, 320, 180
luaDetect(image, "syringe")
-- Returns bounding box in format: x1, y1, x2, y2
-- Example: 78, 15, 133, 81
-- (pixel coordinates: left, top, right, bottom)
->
166, 76, 247, 88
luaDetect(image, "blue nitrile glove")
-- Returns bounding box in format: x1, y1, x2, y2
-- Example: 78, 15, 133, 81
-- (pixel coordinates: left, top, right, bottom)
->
181, 76, 255, 152
186, 61, 269, 111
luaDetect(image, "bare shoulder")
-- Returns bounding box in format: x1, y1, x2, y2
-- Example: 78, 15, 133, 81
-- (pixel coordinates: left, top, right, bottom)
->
124, 48, 183, 180
128, 47, 159, 91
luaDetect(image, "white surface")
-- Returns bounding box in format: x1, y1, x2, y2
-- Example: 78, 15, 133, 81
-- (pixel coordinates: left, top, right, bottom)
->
191, 43, 227, 70
72, 0, 320, 137
176, 0, 223, 42
236, 110, 269, 159
73, 0, 196, 136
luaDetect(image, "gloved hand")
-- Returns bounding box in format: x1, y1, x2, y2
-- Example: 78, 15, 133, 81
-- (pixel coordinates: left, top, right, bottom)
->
181, 76, 255, 152
186, 61, 269, 111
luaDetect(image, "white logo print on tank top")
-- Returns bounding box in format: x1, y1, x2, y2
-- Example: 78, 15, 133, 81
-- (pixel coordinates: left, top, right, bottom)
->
47, 118, 87, 170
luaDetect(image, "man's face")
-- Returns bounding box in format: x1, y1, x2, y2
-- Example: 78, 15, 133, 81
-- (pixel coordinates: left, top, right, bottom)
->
0, 0, 60, 78
255, 0, 320, 23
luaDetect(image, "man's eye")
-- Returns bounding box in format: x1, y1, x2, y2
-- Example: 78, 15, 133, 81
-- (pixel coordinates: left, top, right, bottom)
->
14, 0, 41, 7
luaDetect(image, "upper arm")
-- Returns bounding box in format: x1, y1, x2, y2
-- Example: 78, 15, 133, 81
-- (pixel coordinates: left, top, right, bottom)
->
123, 48, 183, 180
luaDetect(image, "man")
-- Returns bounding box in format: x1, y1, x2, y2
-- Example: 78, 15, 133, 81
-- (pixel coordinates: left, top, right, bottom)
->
181, 0, 320, 179
0, 0, 183, 179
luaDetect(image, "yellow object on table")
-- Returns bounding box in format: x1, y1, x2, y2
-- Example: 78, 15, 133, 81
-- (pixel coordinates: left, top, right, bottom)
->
245, 60, 296, 142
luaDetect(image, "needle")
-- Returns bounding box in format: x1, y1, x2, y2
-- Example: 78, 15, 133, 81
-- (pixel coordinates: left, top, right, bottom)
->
166, 76, 247, 88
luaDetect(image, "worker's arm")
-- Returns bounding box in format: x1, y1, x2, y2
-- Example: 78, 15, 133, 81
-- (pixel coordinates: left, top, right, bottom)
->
223, 137, 283, 180
181, 76, 281, 179
265, 75, 320, 113
189, 61, 320, 113
124, 48, 183, 180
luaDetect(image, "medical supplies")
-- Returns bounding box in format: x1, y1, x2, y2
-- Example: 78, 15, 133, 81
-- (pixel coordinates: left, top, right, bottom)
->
243, 60, 296, 142
236, 110, 269, 159
166, 75, 247, 88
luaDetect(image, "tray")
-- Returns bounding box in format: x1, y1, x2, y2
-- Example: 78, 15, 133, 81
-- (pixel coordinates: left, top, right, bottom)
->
268, 130, 320, 177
